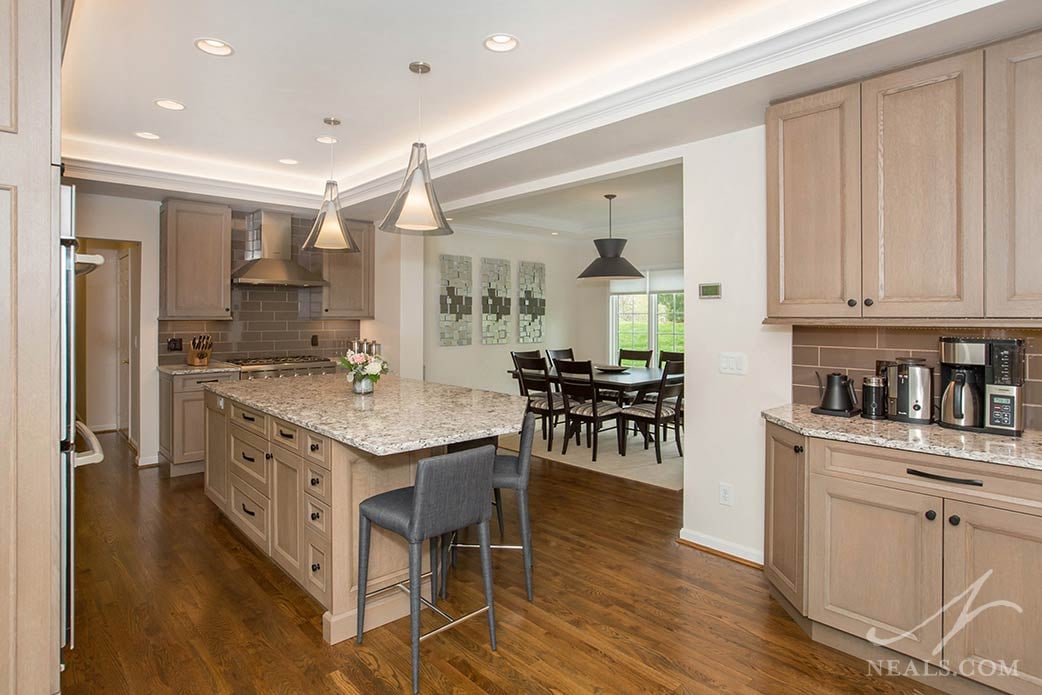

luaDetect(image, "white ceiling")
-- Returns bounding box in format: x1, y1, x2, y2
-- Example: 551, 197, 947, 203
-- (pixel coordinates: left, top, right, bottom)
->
450, 164, 682, 240
62, 0, 870, 193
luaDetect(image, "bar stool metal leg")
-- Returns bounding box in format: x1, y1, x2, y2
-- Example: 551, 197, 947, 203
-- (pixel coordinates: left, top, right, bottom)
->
356, 513, 371, 644
409, 541, 422, 694
477, 520, 497, 651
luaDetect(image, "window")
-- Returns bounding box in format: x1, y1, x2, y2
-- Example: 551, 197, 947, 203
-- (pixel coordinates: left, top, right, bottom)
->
608, 269, 684, 361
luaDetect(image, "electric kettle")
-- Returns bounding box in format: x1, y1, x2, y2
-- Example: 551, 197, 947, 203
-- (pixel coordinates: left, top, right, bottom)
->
812, 372, 861, 417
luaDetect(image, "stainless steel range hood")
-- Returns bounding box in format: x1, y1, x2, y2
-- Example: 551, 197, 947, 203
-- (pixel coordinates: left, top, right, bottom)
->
232, 210, 327, 287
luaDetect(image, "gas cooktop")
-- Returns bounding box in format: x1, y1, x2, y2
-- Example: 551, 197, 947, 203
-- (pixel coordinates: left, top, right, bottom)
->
227, 355, 335, 368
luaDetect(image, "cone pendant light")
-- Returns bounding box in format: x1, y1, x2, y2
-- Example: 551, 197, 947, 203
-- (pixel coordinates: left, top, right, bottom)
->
302, 117, 359, 253
380, 61, 454, 236
577, 194, 644, 280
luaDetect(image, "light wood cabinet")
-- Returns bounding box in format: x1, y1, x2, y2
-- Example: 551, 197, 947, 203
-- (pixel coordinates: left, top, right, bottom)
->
160, 371, 237, 477
766, 85, 862, 318
861, 51, 984, 318
173, 392, 206, 463
271, 445, 304, 579
944, 500, 1042, 695
808, 474, 943, 663
985, 33, 1042, 318
763, 423, 808, 613
204, 393, 229, 509
160, 199, 233, 320
322, 221, 374, 319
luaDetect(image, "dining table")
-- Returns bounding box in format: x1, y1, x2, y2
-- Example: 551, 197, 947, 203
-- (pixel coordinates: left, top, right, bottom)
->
508, 365, 683, 390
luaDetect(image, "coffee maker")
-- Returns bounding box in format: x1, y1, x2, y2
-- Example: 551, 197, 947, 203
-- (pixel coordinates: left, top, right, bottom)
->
939, 337, 1025, 437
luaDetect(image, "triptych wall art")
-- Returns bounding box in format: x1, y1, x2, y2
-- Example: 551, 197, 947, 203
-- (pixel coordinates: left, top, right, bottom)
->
438, 255, 546, 347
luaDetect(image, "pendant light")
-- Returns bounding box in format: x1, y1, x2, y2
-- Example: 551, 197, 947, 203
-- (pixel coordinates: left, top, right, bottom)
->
301, 117, 360, 253
577, 194, 644, 280
379, 61, 454, 236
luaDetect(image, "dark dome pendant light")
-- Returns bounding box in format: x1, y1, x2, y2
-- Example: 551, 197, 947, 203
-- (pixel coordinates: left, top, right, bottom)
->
577, 194, 644, 280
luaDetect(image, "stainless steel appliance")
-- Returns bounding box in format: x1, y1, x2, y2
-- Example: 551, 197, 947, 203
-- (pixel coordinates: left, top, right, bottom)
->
231, 210, 328, 287
812, 372, 860, 417
939, 337, 1025, 436
886, 357, 934, 425
59, 184, 106, 667
861, 376, 887, 420
226, 354, 337, 380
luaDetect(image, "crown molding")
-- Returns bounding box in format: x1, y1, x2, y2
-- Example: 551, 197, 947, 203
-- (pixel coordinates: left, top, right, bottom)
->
338, 0, 1001, 206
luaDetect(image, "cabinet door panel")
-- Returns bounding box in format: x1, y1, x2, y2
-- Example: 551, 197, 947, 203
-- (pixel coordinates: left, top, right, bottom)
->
944, 500, 1042, 694
767, 84, 862, 317
764, 423, 808, 613
985, 32, 1042, 317
322, 221, 374, 319
204, 397, 229, 509
809, 475, 943, 662
861, 52, 984, 317
172, 391, 205, 463
161, 200, 232, 319
271, 447, 303, 579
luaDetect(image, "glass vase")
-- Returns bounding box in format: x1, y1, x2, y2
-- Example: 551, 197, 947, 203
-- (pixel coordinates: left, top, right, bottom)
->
352, 375, 374, 394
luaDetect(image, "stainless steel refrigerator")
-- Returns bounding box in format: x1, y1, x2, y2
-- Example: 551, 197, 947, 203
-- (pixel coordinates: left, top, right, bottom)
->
58, 183, 105, 668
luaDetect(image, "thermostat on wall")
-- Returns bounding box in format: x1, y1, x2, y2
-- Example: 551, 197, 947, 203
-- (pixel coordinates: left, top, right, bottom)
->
698, 283, 722, 299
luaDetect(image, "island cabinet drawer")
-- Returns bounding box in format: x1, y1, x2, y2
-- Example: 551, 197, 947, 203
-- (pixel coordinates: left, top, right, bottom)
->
303, 461, 331, 506
303, 431, 331, 470
229, 425, 272, 498
810, 438, 1042, 516
174, 372, 237, 393
228, 474, 270, 553
302, 529, 331, 608
270, 417, 303, 454
230, 401, 267, 437
303, 495, 331, 542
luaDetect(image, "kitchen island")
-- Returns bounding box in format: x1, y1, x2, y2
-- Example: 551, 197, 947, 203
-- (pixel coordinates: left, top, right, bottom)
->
202, 374, 527, 644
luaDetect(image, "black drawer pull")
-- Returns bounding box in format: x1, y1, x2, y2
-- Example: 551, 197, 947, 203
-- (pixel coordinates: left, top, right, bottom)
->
241, 413, 256, 422
311, 512, 321, 521
241, 452, 255, 463
310, 477, 320, 486
311, 563, 321, 572
793, 445, 804, 454
197, 379, 219, 384
279, 429, 295, 439
906, 468, 983, 487
310, 443, 320, 452
241, 503, 256, 517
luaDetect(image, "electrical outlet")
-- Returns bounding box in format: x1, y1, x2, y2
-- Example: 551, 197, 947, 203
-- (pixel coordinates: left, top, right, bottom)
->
719, 482, 735, 507
166, 337, 183, 352
311, 334, 319, 347
718, 352, 748, 375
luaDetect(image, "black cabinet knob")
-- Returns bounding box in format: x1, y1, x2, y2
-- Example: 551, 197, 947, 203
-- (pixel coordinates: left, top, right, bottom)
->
793, 445, 804, 454
310, 443, 320, 452
864, 298, 874, 306
847, 298, 857, 307
949, 515, 961, 526
264, 452, 273, 460
310, 477, 320, 486
225, 307, 230, 312
324, 308, 329, 312
925, 510, 937, 521
311, 512, 320, 520
311, 563, 321, 572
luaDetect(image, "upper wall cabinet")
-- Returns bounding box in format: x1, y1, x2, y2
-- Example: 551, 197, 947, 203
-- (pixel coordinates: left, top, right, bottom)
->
160, 199, 233, 320
322, 220, 375, 319
985, 33, 1042, 318
766, 84, 862, 318
861, 52, 984, 318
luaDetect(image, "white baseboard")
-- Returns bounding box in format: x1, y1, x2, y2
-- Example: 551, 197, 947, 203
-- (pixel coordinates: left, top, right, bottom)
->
136, 453, 160, 468
88, 423, 118, 433
679, 528, 763, 565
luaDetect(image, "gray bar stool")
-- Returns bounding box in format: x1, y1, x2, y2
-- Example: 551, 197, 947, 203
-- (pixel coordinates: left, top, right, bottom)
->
356, 445, 497, 694
448, 413, 535, 602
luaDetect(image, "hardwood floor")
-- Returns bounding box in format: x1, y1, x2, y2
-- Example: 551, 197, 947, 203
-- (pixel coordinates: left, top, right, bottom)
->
63, 433, 935, 694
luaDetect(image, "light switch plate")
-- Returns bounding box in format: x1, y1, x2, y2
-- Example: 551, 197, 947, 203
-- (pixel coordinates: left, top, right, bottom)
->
719, 483, 734, 506
718, 352, 748, 375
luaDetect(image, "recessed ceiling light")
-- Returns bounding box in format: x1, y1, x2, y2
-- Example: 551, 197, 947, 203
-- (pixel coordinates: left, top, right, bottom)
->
134, 131, 160, 140
315, 136, 338, 145
445, 217, 453, 221
278, 158, 299, 165
195, 38, 234, 56
551, 232, 560, 236
154, 99, 185, 111
484, 33, 519, 52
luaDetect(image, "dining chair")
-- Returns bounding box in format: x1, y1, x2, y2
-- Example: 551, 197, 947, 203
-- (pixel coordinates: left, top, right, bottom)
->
658, 350, 684, 368
510, 349, 545, 397
512, 354, 565, 451
618, 349, 653, 367
622, 361, 684, 464
554, 359, 624, 462
546, 347, 575, 362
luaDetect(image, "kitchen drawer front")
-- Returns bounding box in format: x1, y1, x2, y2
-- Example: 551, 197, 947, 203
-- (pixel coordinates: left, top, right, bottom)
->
270, 417, 304, 454
810, 438, 1042, 516
228, 474, 271, 553
303, 460, 331, 506
229, 424, 271, 498
174, 372, 238, 393
303, 431, 331, 470
303, 494, 331, 543
230, 401, 268, 437
303, 529, 331, 608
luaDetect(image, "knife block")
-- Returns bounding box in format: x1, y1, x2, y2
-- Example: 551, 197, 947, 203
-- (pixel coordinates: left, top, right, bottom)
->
186, 351, 211, 367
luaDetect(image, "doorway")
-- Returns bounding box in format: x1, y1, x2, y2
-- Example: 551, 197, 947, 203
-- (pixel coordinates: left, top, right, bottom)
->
117, 251, 131, 440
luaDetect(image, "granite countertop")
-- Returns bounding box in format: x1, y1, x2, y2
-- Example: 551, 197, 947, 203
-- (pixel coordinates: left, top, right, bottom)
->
762, 403, 1042, 471
205, 374, 528, 456
158, 361, 242, 376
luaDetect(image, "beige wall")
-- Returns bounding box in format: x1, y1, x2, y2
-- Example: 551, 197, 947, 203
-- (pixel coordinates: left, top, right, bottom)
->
680, 125, 792, 564
361, 227, 402, 373
78, 242, 129, 432
75, 193, 161, 465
